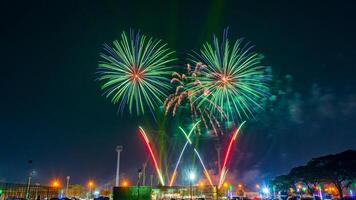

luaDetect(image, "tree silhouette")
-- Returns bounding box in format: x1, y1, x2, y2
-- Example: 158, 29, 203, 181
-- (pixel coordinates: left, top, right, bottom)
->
272, 150, 356, 199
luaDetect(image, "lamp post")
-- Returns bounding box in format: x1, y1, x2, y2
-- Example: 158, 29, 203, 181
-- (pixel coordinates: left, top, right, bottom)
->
66, 176, 70, 197
116, 145, 123, 187
137, 169, 142, 200
26, 170, 35, 199
51, 180, 60, 198
150, 174, 153, 187
142, 157, 149, 186
215, 144, 221, 175
87, 180, 94, 199
188, 171, 196, 200
35, 183, 40, 200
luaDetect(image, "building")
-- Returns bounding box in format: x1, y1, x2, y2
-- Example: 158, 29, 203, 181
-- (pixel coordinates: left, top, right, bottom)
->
0, 182, 59, 200
113, 186, 218, 200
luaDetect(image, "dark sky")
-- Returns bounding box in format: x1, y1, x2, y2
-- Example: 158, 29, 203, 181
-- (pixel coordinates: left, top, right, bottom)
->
1, 0, 356, 187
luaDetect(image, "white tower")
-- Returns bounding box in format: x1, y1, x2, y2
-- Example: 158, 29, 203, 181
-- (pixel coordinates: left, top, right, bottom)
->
116, 145, 123, 186
66, 176, 70, 197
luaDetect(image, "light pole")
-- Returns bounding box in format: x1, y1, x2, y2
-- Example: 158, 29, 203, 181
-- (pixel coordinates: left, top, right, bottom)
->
142, 157, 149, 186
35, 183, 40, 200
26, 170, 35, 199
150, 174, 153, 187
116, 145, 123, 187
51, 180, 60, 198
188, 171, 196, 200
137, 169, 142, 200
66, 176, 70, 197
87, 181, 94, 199
215, 144, 221, 175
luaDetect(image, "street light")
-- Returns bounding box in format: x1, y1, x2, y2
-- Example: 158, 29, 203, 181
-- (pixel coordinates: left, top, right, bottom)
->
87, 180, 95, 189
66, 176, 70, 197
26, 170, 35, 199
35, 183, 40, 199
51, 180, 60, 188
262, 187, 270, 195
122, 180, 129, 187
223, 182, 229, 188
222, 182, 229, 198
87, 180, 95, 199
188, 171, 196, 182
51, 179, 61, 198
188, 171, 196, 200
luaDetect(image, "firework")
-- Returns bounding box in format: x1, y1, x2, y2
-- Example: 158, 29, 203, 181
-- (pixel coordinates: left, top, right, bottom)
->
218, 121, 246, 188
139, 127, 165, 186
188, 29, 270, 122
164, 63, 226, 136
179, 124, 214, 187
98, 30, 175, 115
194, 149, 214, 187
169, 121, 200, 186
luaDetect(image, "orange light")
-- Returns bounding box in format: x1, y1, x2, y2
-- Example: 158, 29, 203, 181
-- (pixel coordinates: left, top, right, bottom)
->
223, 182, 229, 188
238, 184, 242, 188
122, 180, 129, 187
87, 180, 95, 188
51, 180, 60, 188
198, 182, 204, 187
297, 184, 302, 189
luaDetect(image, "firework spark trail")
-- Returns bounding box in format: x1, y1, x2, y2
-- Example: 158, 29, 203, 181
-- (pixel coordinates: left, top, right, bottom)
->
139, 127, 165, 186
180, 125, 214, 187
218, 121, 246, 188
169, 121, 200, 186
164, 64, 229, 136
194, 148, 214, 187
169, 142, 188, 186
203, 109, 218, 135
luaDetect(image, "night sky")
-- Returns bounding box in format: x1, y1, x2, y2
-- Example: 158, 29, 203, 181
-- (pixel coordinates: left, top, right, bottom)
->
1, 0, 356, 187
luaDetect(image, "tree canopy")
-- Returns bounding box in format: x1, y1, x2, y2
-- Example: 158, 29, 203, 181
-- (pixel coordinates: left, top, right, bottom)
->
272, 150, 356, 199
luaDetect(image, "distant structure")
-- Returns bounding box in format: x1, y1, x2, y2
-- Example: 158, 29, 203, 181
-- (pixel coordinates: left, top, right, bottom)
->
116, 145, 123, 187
0, 182, 58, 200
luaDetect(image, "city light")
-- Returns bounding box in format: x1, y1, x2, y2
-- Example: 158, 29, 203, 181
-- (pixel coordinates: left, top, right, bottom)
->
87, 180, 95, 188
256, 184, 260, 189
262, 187, 270, 194
198, 182, 204, 187
302, 187, 307, 192
122, 180, 129, 187
188, 171, 196, 182
51, 180, 60, 188
93, 190, 100, 196
223, 182, 229, 188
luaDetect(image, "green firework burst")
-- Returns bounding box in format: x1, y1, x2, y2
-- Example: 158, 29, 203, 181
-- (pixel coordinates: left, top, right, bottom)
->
188, 29, 270, 122
98, 30, 176, 115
